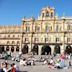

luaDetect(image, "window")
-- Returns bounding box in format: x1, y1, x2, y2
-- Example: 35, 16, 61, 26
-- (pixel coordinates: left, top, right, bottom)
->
35, 26, 40, 32
25, 38, 29, 42
55, 24, 62, 32
46, 11, 49, 17
17, 41, 20, 44
7, 41, 10, 44
16, 46, 19, 52
18, 35, 19, 37
45, 25, 48, 32
51, 12, 53, 17
67, 38, 70, 42
26, 26, 30, 32
12, 41, 15, 44
13, 35, 15, 38
55, 25, 59, 32
56, 38, 59, 42
45, 25, 52, 32
67, 24, 71, 31
45, 38, 48, 42
8, 35, 10, 37
42, 13, 44, 17
34, 38, 39, 42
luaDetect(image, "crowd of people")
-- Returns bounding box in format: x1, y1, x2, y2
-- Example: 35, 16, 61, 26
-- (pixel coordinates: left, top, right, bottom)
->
0, 52, 72, 72
43, 53, 72, 69
19, 52, 72, 70
0, 61, 19, 72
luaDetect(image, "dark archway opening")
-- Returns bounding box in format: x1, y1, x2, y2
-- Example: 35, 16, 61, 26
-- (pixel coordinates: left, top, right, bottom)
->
54, 45, 60, 54
41, 45, 51, 55
0, 46, 4, 53
2, 46, 4, 52
32, 44, 38, 55
16, 46, 19, 52
22, 44, 28, 54
65, 45, 72, 54
6, 46, 9, 51
11, 46, 14, 52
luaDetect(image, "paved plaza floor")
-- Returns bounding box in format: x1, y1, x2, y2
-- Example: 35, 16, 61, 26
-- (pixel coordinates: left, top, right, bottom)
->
0, 55, 72, 72
18, 65, 72, 72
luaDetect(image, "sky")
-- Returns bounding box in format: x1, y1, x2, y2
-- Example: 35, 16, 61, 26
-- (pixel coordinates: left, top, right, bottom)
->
0, 0, 72, 26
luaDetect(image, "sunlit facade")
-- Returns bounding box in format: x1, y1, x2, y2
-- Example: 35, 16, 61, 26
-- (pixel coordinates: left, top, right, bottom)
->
0, 7, 72, 55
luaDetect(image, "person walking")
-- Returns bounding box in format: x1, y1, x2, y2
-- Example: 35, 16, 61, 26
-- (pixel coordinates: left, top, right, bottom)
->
11, 63, 16, 72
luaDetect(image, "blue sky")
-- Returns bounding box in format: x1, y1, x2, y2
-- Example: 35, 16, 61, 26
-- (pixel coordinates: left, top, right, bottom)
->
0, 0, 72, 25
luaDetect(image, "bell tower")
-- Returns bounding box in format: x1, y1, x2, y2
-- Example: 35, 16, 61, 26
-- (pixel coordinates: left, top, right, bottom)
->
38, 6, 55, 20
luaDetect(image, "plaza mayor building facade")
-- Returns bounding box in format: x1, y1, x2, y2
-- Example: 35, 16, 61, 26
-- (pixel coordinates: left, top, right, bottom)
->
0, 6, 72, 55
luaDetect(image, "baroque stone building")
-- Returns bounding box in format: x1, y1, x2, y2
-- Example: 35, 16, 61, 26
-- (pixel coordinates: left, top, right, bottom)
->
0, 6, 72, 55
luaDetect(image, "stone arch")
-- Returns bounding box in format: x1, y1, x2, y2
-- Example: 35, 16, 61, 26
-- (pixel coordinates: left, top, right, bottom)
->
65, 45, 72, 54
11, 46, 14, 52
22, 44, 28, 54
0, 46, 4, 53
16, 46, 19, 52
32, 44, 38, 55
41, 45, 51, 55
1, 46, 4, 52
6, 46, 9, 51
54, 45, 61, 54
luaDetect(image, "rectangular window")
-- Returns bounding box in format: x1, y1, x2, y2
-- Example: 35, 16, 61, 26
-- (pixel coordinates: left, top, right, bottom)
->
67, 25, 71, 31
55, 24, 62, 32
45, 38, 48, 42
67, 38, 70, 42
17, 41, 20, 44
8, 35, 10, 37
12, 41, 15, 44
34, 38, 39, 42
13, 35, 15, 38
55, 25, 59, 32
46, 12, 49, 17
25, 38, 29, 42
26, 26, 30, 32
51, 12, 53, 17
56, 38, 59, 42
7, 41, 9, 44
35, 26, 40, 32
45, 25, 52, 32
45, 26, 49, 32
42, 13, 44, 17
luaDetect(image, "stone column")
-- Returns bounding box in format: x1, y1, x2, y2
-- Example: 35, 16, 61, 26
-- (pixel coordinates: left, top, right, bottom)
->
38, 45, 42, 55
9, 46, 11, 52
61, 45, 65, 54
19, 44, 22, 52
20, 34, 23, 53
28, 44, 32, 53
4, 46, 6, 51
50, 45, 54, 55
14, 46, 16, 53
